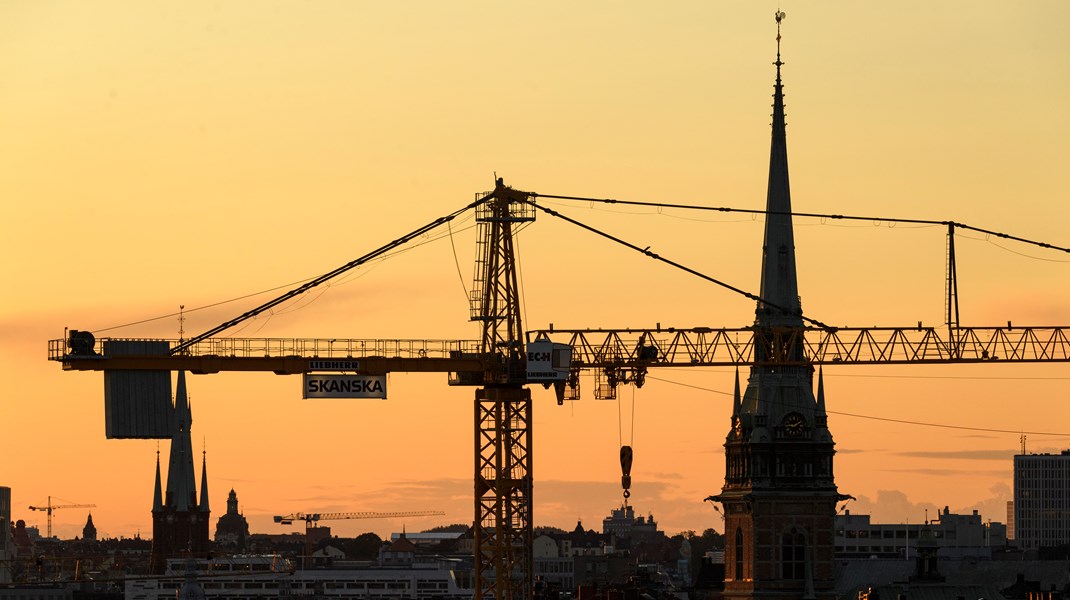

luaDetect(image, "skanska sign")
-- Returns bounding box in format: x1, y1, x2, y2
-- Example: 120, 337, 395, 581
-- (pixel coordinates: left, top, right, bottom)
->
303, 374, 387, 399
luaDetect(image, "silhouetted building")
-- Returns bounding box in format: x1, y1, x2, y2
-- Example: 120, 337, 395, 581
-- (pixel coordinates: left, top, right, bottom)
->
1014, 450, 1070, 550
150, 371, 211, 573
379, 532, 418, 566
82, 512, 97, 542
12, 519, 34, 556
0, 486, 11, 583
836, 506, 1006, 559
707, 15, 843, 600
213, 489, 250, 551
601, 504, 658, 543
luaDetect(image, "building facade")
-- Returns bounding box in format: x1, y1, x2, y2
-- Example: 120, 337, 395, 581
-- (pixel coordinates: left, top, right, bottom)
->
836, 507, 1007, 559
1013, 450, 1070, 550
0, 487, 11, 584
126, 555, 473, 600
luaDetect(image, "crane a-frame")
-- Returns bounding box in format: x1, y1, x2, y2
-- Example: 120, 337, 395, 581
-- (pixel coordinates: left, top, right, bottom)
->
48, 178, 1069, 600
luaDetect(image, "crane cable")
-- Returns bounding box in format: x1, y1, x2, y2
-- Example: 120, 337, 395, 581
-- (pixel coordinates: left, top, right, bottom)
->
172, 199, 485, 354
618, 386, 637, 506
522, 199, 831, 329
530, 192, 1070, 255
644, 374, 1070, 437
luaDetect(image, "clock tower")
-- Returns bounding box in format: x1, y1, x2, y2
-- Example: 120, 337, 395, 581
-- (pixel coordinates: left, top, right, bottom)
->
709, 13, 844, 600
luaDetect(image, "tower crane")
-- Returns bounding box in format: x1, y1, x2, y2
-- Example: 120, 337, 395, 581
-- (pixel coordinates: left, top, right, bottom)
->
46, 181, 1070, 600
273, 510, 444, 567
27, 497, 96, 539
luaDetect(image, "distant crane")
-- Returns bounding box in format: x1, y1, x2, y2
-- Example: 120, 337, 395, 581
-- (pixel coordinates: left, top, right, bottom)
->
27, 497, 96, 539
273, 510, 444, 566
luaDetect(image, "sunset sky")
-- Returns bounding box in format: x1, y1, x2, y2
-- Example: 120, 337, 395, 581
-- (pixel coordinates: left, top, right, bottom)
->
2, 2, 1068, 542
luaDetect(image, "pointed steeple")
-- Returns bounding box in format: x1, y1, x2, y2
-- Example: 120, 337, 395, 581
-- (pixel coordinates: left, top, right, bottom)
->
757, 10, 802, 329
166, 371, 199, 512
731, 368, 742, 418
153, 449, 163, 513
199, 448, 210, 513
816, 367, 828, 427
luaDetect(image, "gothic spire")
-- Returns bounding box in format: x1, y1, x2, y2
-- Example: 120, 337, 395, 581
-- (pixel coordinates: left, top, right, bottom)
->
166, 371, 199, 512
153, 448, 163, 513
199, 448, 210, 513
757, 9, 802, 328
816, 367, 826, 411
816, 366, 829, 427
732, 368, 742, 418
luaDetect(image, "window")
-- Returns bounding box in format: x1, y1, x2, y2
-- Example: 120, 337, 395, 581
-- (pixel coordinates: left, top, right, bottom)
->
781, 529, 806, 580
735, 527, 744, 581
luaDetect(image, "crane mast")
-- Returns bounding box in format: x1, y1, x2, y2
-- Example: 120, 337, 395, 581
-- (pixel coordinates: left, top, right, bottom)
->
470, 180, 536, 600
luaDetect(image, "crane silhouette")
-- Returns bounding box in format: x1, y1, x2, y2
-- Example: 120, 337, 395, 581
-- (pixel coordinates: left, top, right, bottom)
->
28, 496, 95, 539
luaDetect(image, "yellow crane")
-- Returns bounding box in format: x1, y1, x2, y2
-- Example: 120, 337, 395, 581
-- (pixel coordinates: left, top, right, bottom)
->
273, 510, 444, 567
46, 181, 1070, 600
28, 496, 96, 539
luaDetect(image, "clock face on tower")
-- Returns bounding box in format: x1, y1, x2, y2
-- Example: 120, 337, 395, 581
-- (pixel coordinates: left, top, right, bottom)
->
783, 413, 806, 437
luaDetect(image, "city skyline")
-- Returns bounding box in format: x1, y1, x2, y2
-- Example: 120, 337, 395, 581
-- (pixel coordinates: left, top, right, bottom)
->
2, 2, 1069, 541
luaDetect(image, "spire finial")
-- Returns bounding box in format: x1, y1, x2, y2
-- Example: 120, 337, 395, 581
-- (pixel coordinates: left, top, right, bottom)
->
775, 11, 786, 72
178, 305, 186, 344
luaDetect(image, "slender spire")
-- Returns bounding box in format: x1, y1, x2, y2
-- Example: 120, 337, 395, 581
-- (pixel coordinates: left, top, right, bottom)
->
199, 447, 210, 513
757, 9, 803, 329
731, 368, 742, 417
153, 447, 163, 512
166, 371, 199, 511
816, 367, 828, 427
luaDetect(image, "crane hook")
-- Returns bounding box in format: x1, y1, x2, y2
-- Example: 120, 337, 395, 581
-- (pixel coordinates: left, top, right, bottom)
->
620, 445, 633, 505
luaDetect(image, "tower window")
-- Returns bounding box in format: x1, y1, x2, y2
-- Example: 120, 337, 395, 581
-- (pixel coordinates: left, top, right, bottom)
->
782, 529, 806, 580
735, 527, 744, 581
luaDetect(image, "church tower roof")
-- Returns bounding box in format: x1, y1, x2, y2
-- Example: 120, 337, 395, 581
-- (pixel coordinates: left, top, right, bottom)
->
153, 449, 163, 513
199, 449, 210, 513
165, 371, 199, 512
739, 12, 817, 426
756, 12, 803, 330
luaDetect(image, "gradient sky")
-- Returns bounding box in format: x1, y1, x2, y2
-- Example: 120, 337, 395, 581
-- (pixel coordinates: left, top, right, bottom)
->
2, 2, 1068, 541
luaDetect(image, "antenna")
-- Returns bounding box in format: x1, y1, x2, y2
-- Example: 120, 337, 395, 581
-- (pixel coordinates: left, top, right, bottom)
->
1020, 434, 1027, 455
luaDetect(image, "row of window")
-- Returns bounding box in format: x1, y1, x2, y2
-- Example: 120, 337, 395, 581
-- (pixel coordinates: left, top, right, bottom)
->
731, 527, 808, 581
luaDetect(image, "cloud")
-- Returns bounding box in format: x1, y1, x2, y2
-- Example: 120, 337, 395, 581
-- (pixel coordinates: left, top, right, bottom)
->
894, 449, 1015, 461
882, 468, 1009, 478
844, 485, 1012, 525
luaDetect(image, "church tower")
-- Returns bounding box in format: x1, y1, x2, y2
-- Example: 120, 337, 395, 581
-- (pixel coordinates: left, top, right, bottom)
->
710, 14, 843, 600
150, 371, 211, 574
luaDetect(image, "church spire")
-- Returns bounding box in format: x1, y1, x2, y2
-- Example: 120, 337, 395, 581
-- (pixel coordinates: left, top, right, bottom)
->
166, 371, 199, 511
153, 447, 163, 512
757, 9, 802, 329
732, 368, 742, 417
199, 447, 210, 513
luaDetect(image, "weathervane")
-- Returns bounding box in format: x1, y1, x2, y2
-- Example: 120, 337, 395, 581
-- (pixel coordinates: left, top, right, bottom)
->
775, 10, 786, 60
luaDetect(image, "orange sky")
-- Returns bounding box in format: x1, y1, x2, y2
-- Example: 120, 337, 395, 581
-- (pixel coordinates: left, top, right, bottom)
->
2, 2, 1068, 541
